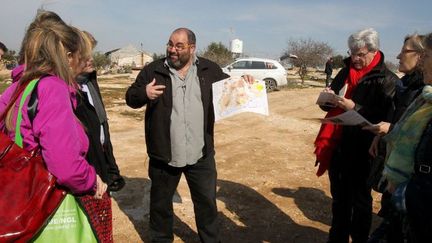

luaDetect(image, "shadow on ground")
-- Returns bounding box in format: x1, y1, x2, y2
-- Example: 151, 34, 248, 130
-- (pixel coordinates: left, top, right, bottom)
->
114, 177, 328, 242
272, 186, 383, 242
272, 187, 332, 226
217, 180, 327, 243
112, 176, 151, 242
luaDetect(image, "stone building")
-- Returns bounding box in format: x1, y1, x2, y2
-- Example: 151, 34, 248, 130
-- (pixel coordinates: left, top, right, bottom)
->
105, 44, 153, 69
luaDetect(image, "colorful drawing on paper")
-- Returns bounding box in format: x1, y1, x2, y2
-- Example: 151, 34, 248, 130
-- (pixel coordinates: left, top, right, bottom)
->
212, 76, 269, 121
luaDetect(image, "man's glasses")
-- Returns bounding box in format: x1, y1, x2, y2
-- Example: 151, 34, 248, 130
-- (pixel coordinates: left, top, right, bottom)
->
166, 43, 192, 51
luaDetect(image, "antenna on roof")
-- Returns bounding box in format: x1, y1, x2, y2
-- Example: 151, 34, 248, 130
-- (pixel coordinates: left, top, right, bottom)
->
40, 0, 59, 10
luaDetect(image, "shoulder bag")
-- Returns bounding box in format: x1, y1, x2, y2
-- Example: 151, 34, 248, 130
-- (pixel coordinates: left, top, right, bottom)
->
0, 79, 66, 242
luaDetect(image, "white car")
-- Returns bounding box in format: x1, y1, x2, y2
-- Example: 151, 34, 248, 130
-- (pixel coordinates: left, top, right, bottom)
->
222, 57, 287, 92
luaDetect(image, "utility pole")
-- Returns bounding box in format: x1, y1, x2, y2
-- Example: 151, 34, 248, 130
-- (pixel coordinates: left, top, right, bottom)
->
140, 43, 144, 67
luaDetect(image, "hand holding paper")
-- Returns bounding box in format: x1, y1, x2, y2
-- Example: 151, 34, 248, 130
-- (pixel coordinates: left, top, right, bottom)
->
316, 84, 352, 108
316, 91, 340, 107
336, 96, 356, 111
362, 121, 391, 135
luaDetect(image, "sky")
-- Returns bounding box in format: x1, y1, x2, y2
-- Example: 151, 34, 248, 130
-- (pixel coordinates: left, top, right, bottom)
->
1, 0, 432, 64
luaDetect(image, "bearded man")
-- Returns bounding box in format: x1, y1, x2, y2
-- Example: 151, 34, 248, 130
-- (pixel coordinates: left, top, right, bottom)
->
126, 28, 253, 243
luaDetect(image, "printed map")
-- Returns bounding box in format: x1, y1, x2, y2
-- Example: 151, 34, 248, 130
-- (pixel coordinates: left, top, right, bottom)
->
212, 76, 269, 121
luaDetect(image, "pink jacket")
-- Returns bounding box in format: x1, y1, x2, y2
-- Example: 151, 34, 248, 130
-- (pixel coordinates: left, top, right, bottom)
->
0, 74, 96, 194
11, 64, 24, 83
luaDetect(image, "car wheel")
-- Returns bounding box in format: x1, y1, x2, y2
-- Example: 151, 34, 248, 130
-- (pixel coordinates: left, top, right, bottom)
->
264, 78, 277, 92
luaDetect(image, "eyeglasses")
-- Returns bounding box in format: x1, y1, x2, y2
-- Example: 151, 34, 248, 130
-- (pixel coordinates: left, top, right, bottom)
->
400, 49, 418, 54
166, 43, 192, 51
348, 50, 370, 58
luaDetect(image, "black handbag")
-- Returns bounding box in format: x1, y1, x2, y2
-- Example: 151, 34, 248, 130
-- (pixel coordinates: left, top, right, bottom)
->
367, 138, 388, 193
368, 154, 388, 193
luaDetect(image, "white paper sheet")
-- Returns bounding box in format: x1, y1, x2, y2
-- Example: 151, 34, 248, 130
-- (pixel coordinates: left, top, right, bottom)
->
321, 110, 372, 126
212, 77, 269, 121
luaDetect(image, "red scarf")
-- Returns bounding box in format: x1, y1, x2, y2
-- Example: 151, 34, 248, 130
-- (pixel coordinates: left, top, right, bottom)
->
314, 51, 382, 176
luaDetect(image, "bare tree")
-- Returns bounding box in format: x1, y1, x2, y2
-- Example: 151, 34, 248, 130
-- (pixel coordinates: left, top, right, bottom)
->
1, 49, 18, 69
92, 52, 111, 71
332, 54, 348, 69
385, 61, 398, 73
152, 53, 166, 60
282, 38, 333, 84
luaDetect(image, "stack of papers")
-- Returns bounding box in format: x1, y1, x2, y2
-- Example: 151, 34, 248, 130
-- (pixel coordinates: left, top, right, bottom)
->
316, 90, 372, 126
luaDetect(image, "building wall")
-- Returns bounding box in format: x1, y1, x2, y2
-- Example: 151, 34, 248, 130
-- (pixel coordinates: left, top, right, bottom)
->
111, 53, 153, 68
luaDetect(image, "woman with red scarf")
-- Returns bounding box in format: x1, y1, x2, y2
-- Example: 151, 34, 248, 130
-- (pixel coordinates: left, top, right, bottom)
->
314, 28, 399, 243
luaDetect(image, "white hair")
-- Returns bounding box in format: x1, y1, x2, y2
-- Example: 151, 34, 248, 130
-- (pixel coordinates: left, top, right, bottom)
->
348, 28, 380, 52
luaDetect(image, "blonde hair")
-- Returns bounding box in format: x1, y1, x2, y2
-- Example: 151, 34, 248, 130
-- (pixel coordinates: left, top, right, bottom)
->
18, 10, 66, 64
2, 20, 91, 130
404, 33, 426, 53
82, 31, 98, 49
21, 25, 88, 85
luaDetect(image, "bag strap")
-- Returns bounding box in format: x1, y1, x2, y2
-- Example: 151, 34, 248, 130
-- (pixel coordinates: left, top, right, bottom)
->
14, 79, 39, 148
27, 79, 40, 123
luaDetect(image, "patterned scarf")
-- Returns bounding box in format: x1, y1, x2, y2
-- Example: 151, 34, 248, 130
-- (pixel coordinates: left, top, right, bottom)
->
383, 85, 432, 185
314, 51, 382, 176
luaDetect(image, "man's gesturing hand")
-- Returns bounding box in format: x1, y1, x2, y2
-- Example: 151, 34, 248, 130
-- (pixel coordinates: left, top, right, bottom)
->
146, 78, 166, 100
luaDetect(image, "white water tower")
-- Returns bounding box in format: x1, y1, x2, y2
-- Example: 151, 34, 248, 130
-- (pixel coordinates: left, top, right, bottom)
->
230, 39, 243, 54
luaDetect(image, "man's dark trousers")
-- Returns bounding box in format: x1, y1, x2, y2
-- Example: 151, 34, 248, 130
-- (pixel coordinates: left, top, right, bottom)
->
148, 155, 219, 243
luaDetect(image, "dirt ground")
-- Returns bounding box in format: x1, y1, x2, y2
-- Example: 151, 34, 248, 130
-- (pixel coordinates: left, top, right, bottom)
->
93, 75, 383, 243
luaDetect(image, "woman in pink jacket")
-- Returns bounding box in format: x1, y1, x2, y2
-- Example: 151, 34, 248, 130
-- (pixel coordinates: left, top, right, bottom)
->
0, 15, 106, 198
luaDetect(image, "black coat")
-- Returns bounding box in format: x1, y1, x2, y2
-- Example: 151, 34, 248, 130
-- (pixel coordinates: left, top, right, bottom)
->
327, 53, 398, 162
391, 70, 424, 123
125, 57, 229, 163
325, 61, 333, 75
75, 71, 125, 191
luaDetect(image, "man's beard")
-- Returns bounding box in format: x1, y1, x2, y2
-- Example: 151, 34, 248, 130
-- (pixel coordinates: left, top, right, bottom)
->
166, 51, 189, 69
